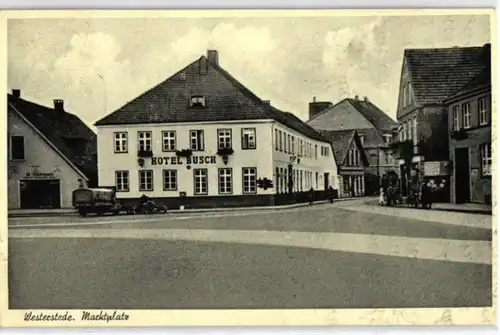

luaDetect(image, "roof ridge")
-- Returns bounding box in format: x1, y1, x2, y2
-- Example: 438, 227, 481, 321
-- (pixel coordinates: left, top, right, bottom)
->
404, 45, 484, 52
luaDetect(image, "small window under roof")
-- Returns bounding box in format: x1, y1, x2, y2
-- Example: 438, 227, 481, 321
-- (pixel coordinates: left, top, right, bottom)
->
190, 95, 206, 108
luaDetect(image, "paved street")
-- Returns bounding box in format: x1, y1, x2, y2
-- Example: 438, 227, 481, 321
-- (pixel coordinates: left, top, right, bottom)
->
8, 199, 493, 309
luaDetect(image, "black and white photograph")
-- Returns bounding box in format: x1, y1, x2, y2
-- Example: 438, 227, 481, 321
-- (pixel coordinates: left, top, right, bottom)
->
2, 9, 495, 327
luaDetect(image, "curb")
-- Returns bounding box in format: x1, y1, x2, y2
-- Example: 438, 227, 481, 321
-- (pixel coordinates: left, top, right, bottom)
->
363, 199, 492, 216
8, 198, 363, 219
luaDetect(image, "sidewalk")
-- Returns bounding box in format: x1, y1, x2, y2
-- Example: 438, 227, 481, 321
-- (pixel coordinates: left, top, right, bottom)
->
8, 198, 359, 218
365, 198, 492, 215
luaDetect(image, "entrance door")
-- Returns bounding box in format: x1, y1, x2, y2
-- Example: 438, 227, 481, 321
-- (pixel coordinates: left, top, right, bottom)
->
20, 179, 61, 209
454, 148, 470, 203
323, 173, 329, 191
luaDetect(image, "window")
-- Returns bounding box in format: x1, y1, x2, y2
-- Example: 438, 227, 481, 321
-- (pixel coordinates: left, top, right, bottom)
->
402, 122, 407, 141
406, 121, 412, 141
412, 116, 418, 143
287, 135, 291, 154
291, 136, 295, 155
217, 129, 232, 149
315, 172, 318, 189
190, 95, 206, 108
193, 169, 208, 195
480, 143, 492, 177
138, 131, 152, 152
190, 130, 204, 151
242, 167, 257, 194
115, 171, 129, 192
384, 152, 391, 165
359, 136, 364, 146
274, 129, 279, 150
163, 170, 177, 191
283, 132, 288, 153
218, 168, 233, 194
279, 130, 283, 151
275, 167, 280, 193
452, 106, 460, 130
314, 145, 317, 159
139, 170, 153, 191
10, 135, 25, 160
479, 98, 488, 126
114, 132, 128, 153
241, 128, 256, 150
162, 131, 176, 152
462, 103, 471, 129
383, 134, 392, 145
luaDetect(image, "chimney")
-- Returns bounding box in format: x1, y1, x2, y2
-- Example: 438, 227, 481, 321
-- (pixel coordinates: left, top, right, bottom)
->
263, 100, 270, 105
354, 95, 359, 101
207, 50, 219, 66
53, 99, 64, 112
12, 89, 21, 99
308, 99, 333, 120
364, 96, 369, 102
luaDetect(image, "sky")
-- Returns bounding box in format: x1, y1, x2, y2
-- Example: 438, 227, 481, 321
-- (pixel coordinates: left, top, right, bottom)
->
7, 14, 491, 129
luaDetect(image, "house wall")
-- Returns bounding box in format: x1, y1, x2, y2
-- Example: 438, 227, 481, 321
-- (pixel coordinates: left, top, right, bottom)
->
97, 120, 339, 208
448, 90, 492, 204
8, 109, 87, 209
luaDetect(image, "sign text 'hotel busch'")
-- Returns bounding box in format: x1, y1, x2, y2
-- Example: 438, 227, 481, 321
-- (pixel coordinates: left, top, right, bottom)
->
151, 155, 217, 166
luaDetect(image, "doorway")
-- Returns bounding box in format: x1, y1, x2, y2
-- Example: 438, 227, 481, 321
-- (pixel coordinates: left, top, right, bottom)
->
454, 148, 470, 203
20, 179, 61, 209
323, 173, 329, 191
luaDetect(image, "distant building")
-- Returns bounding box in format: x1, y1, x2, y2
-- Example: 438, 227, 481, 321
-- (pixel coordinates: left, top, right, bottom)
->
319, 130, 369, 198
394, 43, 491, 201
307, 96, 398, 195
444, 51, 492, 204
94, 50, 339, 209
7, 90, 97, 209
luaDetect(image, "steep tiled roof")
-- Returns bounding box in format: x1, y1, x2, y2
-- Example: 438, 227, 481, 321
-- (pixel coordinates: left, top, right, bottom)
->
95, 55, 328, 143
346, 98, 397, 131
356, 128, 387, 149
8, 95, 98, 183
319, 129, 368, 166
404, 44, 489, 105
307, 98, 397, 132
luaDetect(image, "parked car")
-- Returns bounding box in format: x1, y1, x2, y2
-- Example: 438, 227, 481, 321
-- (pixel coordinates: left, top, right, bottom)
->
72, 188, 122, 216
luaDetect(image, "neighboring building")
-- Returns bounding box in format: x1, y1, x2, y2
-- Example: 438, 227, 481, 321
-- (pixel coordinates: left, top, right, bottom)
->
7, 89, 98, 209
307, 95, 398, 195
444, 54, 492, 204
94, 50, 339, 209
320, 130, 369, 198
394, 43, 490, 200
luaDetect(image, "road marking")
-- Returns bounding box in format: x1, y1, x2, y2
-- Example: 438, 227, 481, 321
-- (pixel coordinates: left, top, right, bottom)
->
9, 228, 492, 265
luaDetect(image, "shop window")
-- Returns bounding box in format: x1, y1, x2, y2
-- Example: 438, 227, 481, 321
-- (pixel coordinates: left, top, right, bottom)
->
480, 143, 492, 177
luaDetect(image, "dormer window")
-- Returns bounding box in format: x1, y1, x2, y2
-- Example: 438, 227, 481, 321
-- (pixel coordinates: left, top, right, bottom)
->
190, 95, 206, 108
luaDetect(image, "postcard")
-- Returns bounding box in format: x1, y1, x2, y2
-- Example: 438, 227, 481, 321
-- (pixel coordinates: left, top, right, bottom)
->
0, 8, 496, 327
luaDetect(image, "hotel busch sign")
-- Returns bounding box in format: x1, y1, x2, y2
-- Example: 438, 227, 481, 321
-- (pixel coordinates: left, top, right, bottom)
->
150, 155, 217, 166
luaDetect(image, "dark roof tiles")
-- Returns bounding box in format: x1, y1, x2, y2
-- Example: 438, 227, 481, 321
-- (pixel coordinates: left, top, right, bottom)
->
95, 55, 328, 143
8, 95, 97, 182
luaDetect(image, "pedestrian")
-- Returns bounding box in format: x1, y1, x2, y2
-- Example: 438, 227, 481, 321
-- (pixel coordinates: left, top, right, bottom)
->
327, 186, 335, 204
308, 187, 315, 205
378, 187, 387, 206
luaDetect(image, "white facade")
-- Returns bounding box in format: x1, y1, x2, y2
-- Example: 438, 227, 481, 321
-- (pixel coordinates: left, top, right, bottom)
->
8, 109, 88, 209
97, 119, 338, 200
